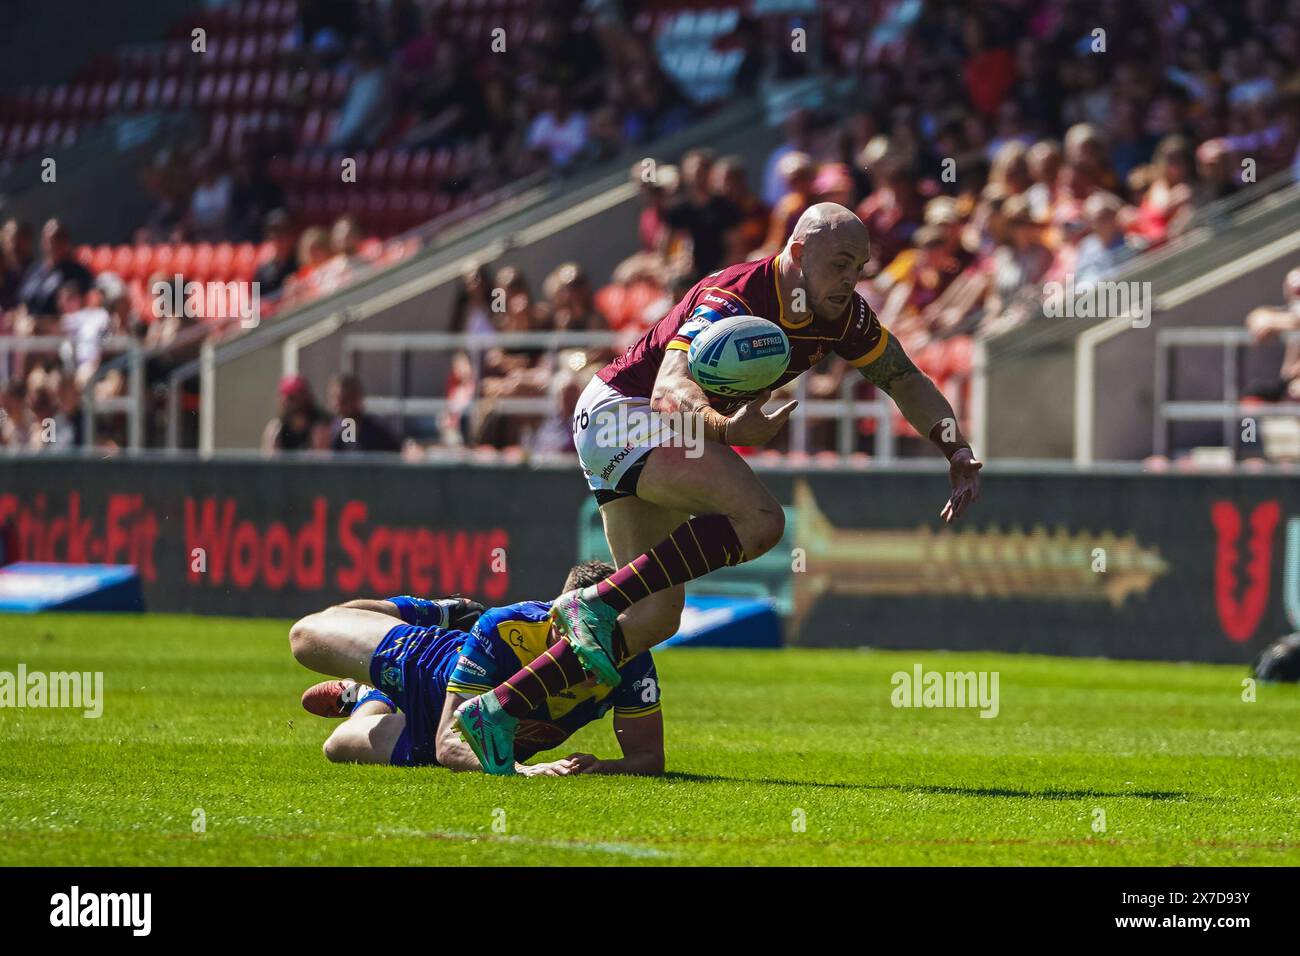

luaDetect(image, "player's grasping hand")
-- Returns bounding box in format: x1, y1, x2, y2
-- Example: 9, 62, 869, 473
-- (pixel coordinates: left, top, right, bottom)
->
723, 389, 799, 446
941, 447, 982, 524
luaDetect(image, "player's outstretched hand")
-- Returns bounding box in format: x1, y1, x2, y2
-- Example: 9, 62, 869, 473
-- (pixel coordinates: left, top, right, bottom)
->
565, 753, 600, 774
518, 757, 580, 777
724, 389, 799, 446
941, 447, 982, 524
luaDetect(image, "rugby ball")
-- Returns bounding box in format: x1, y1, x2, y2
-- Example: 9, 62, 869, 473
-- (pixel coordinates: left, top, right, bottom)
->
686, 315, 791, 397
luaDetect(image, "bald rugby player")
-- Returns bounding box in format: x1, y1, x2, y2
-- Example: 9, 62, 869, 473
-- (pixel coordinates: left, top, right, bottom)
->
454, 202, 982, 774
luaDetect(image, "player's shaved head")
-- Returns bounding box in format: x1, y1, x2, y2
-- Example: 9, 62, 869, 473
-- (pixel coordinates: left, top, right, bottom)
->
784, 203, 870, 321
789, 202, 869, 257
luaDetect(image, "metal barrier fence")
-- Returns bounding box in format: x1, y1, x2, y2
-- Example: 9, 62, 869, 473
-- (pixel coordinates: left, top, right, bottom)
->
0, 334, 145, 449
341, 330, 904, 457
1154, 327, 1300, 456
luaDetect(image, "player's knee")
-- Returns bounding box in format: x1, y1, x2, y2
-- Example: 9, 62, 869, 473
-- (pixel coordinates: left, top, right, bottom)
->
321, 730, 353, 763
288, 616, 317, 664
741, 503, 785, 558
289, 612, 335, 668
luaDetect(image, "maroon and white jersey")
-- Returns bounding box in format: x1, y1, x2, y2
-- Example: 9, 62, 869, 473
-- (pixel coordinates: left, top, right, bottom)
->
598, 254, 892, 403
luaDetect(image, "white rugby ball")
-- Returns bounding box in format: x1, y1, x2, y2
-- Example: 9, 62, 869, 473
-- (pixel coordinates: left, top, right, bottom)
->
686, 315, 792, 397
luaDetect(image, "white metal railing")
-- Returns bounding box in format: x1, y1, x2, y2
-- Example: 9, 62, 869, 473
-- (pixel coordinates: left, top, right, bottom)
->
1154, 327, 1300, 455
341, 330, 901, 456
0, 334, 145, 449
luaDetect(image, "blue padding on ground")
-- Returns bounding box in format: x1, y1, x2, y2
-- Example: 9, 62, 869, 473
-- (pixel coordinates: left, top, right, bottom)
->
0, 563, 144, 613
659, 594, 782, 648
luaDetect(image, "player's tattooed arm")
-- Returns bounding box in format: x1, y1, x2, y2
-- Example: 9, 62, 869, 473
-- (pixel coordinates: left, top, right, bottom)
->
857, 332, 921, 395
858, 334, 970, 458
652, 349, 799, 446
651, 349, 730, 442
857, 333, 983, 523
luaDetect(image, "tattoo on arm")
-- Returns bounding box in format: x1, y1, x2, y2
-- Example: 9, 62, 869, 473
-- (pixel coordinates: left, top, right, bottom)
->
858, 334, 920, 394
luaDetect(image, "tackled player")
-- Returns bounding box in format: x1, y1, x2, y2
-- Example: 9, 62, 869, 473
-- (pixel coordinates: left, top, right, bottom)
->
290, 561, 664, 777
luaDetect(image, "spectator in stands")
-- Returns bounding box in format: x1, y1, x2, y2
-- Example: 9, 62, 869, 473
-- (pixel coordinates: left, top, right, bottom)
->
761, 151, 815, 255
142, 271, 201, 354
1073, 192, 1136, 287
525, 84, 589, 172
1193, 138, 1241, 206
961, 12, 1016, 117
0, 219, 35, 314
327, 373, 400, 452
23, 366, 59, 452
0, 381, 28, 447
762, 108, 814, 207
540, 263, 603, 333
664, 149, 740, 279
310, 215, 362, 294
45, 368, 83, 452
228, 153, 285, 244
56, 281, 110, 383
185, 150, 235, 243
1024, 140, 1062, 221
632, 161, 678, 255
1128, 134, 1196, 245
450, 263, 496, 336
288, 227, 332, 296
1244, 267, 1300, 402
138, 147, 192, 243
981, 194, 1054, 334
618, 59, 691, 144
330, 39, 395, 150
262, 374, 330, 455
254, 211, 300, 297
16, 219, 94, 323
856, 156, 924, 277
712, 156, 767, 262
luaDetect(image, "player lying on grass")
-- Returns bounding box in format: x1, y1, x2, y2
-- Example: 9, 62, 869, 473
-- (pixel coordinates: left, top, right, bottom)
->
453, 202, 983, 773
289, 560, 664, 777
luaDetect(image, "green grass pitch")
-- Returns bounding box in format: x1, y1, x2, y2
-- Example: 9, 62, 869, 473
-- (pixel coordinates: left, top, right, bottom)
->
2, 612, 1298, 866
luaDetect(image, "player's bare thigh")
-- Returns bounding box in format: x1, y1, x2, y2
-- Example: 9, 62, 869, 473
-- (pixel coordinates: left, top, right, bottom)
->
322, 707, 406, 764
288, 606, 394, 684
599, 492, 688, 654
636, 439, 785, 557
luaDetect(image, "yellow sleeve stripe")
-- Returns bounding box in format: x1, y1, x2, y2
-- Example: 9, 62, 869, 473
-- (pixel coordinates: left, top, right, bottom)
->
614, 703, 662, 718
665, 339, 691, 352
447, 681, 493, 695
848, 326, 890, 367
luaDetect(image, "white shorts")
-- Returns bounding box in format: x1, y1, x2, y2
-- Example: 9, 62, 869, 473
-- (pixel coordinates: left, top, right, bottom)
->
572, 375, 680, 498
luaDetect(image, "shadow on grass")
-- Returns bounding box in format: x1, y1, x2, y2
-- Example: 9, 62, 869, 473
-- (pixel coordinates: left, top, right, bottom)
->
662, 772, 1191, 801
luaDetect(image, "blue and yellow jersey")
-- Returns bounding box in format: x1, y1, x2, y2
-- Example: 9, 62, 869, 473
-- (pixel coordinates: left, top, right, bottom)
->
447, 601, 662, 760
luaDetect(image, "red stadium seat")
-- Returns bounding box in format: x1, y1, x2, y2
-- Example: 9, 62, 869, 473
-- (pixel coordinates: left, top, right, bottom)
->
171, 244, 195, 278
110, 245, 134, 277
151, 245, 176, 277
91, 245, 115, 273
190, 244, 215, 283
232, 243, 259, 281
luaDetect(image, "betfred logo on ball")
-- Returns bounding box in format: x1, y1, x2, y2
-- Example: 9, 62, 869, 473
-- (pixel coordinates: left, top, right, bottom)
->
688, 315, 791, 397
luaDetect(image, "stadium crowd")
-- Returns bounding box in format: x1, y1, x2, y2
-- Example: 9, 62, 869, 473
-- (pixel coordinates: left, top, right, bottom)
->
304, 0, 1295, 458
3, 0, 1298, 457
